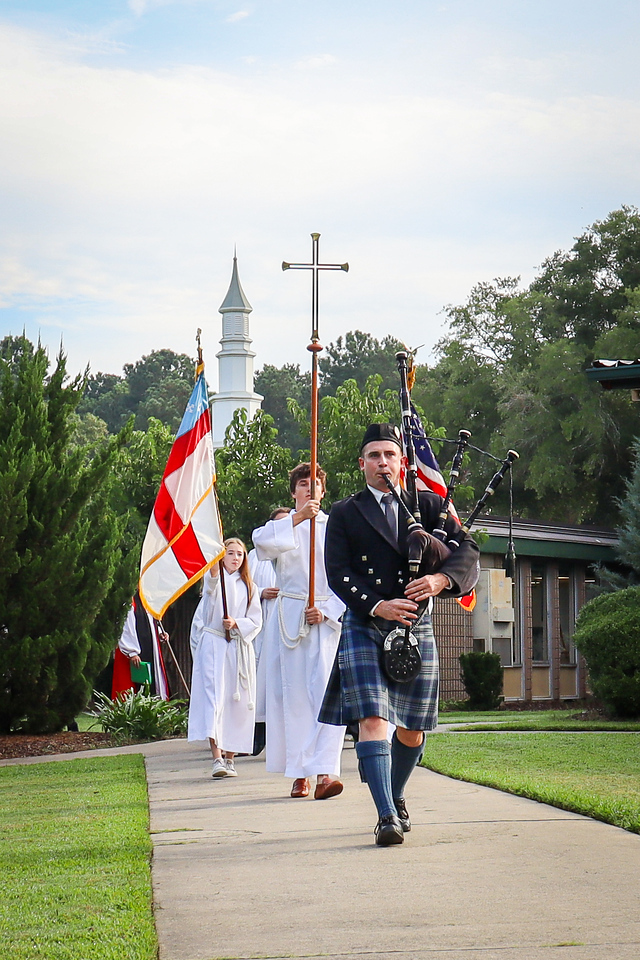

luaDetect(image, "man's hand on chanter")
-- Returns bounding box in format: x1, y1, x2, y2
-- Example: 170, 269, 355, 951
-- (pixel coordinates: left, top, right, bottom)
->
374, 598, 418, 626
404, 572, 450, 602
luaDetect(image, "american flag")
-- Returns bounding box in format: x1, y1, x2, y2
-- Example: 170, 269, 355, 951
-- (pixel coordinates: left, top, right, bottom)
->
139, 367, 224, 618
406, 404, 459, 522
405, 405, 475, 611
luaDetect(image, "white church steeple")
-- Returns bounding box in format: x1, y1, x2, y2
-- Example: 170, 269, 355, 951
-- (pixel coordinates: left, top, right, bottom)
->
211, 254, 263, 448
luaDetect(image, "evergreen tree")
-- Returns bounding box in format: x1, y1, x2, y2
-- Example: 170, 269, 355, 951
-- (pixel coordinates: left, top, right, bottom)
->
0, 337, 134, 733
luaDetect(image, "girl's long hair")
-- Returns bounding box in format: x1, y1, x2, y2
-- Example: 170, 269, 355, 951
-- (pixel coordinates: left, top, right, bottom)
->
223, 537, 254, 600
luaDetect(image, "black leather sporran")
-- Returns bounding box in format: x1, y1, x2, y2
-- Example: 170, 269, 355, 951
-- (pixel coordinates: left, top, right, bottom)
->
382, 626, 422, 683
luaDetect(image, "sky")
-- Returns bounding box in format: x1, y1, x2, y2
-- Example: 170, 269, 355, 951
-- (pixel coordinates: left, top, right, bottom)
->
1, 0, 640, 390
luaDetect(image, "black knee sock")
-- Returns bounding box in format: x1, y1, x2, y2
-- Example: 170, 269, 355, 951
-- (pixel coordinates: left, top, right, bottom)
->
355, 739, 396, 819
391, 731, 424, 802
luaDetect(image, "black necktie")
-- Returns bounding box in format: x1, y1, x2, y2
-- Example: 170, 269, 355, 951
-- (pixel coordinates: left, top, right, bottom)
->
381, 492, 397, 540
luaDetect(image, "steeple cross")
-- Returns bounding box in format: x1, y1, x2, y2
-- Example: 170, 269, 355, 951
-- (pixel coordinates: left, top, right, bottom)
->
282, 233, 349, 341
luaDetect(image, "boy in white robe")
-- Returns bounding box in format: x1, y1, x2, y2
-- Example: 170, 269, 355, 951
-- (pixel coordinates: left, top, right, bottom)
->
253, 463, 346, 800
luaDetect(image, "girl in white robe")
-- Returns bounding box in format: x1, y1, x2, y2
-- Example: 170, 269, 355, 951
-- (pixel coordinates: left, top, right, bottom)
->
188, 538, 262, 778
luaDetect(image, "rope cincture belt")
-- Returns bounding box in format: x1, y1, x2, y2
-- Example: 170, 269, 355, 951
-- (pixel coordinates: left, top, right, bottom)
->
203, 626, 256, 709
277, 591, 329, 648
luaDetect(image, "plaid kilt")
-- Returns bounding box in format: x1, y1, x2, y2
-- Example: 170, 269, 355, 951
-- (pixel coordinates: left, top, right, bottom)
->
318, 609, 439, 731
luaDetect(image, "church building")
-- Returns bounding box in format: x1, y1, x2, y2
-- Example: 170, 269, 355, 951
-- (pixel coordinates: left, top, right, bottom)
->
210, 255, 263, 448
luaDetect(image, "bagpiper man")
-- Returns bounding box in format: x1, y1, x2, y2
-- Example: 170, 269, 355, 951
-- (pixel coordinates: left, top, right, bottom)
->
320, 423, 479, 845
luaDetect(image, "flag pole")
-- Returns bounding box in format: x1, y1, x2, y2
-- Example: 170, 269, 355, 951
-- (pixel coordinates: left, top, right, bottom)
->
158, 623, 191, 697
198, 327, 232, 641
307, 317, 322, 607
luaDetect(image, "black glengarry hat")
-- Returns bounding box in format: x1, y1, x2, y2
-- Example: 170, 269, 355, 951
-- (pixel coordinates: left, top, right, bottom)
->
360, 423, 403, 452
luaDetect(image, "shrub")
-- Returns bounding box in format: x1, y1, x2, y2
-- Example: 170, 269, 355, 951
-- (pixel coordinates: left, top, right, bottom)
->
91, 689, 188, 742
573, 586, 640, 718
459, 651, 503, 710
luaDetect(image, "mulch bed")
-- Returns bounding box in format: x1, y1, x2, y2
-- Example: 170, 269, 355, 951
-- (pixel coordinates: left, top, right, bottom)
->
0, 732, 117, 760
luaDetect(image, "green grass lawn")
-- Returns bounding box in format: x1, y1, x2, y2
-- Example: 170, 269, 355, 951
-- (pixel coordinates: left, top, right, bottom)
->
0, 755, 157, 960
439, 709, 575, 724
76, 712, 98, 732
438, 709, 640, 731
423, 731, 640, 833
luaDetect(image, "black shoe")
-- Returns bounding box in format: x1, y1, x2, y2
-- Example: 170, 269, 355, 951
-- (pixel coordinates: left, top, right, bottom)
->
252, 722, 266, 756
374, 814, 404, 846
394, 798, 411, 833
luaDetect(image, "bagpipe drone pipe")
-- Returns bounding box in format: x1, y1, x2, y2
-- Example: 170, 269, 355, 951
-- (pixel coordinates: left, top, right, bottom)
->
387, 351, 520, 576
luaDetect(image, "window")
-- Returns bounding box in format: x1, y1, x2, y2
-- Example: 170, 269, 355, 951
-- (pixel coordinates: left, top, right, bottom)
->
531, 562, 548, 662
557, 563, 576, 665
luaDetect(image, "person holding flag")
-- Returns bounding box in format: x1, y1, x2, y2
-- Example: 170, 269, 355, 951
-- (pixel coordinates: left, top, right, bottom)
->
188, 538, 262, 778
138, 340, 224, 622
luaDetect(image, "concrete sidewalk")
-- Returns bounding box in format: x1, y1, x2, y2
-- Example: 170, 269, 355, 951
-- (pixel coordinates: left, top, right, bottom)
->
3, 737, 639, 960
146, 737, 640, 960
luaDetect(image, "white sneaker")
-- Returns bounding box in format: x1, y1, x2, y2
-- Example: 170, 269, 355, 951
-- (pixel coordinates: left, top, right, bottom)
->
225, 759, 238, 777
211, 758, 228, 778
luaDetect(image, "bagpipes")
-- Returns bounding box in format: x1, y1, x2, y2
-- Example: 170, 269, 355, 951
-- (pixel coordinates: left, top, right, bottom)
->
384, 350, 519, 573
380, 350, 518, 683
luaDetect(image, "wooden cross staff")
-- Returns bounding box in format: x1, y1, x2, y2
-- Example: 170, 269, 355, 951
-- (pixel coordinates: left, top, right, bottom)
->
282, 233, 348, 606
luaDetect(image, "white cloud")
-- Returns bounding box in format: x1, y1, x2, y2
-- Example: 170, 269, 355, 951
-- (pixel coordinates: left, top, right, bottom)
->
0, 20, 639, 378
226, 10, 250, 23
295, 53, 336, 69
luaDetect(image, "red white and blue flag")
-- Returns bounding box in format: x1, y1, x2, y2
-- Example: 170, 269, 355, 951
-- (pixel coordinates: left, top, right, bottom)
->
139, 367, 224, 619
406, 404, 460, 522
405, 405, 475, 610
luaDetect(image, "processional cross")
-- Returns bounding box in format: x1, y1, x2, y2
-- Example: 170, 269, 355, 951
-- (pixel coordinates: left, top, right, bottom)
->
283, 233, 348, 606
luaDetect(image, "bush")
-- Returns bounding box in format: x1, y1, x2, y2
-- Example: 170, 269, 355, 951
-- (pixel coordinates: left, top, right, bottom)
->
573, 586, 640, 718
459, 651, 503, 710
91, 689, 188, 742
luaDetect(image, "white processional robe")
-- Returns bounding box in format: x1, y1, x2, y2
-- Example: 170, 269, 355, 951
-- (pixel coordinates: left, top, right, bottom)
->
188, 569, 262, 754
248, 548, 279, 722
253, 512, 346, 779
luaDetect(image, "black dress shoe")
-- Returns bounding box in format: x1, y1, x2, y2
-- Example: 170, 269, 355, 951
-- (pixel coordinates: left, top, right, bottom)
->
374, 814, 404, 846
394, 798, 411, 833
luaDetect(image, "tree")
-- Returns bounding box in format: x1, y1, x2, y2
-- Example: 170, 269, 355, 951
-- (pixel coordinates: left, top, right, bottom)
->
0, 337, 134, 733
111, 418, 175, 544
254, 363, 311, 455
412, 340, 502, 508
79, 348, 195, 433
573, 587, 640, 717
419, 208, 640, 524
532, 205, 640, 348
215, 408, 294, 543
289, 375, 444, 503
318, 330, 405, 397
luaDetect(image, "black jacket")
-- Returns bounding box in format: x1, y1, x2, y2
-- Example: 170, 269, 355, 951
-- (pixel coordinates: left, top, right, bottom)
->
324, 487, 480, 620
